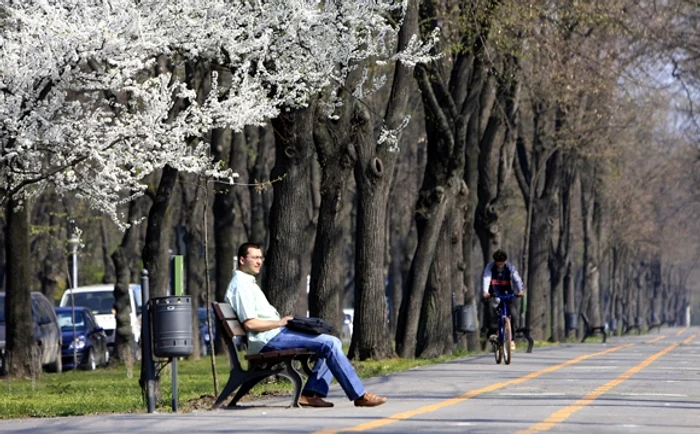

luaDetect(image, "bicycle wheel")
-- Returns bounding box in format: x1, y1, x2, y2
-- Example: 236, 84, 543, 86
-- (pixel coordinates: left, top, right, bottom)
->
504, 317, 512, 365
495, 342, 502, 364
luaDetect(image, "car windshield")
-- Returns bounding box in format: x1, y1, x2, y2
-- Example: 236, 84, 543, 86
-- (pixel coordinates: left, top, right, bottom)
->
68, 292, 114, 315
56, 311, 86, 329
198, 309, 211, 325
131, 287, 142, 310
0, 296, 5, 323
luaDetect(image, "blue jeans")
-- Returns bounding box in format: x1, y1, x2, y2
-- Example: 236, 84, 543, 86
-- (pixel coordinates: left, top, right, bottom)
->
261, 328, 365, 400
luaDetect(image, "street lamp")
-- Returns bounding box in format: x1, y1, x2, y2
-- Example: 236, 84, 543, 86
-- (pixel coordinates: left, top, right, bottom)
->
68, 220, 79, 289
67, 220, 80, 370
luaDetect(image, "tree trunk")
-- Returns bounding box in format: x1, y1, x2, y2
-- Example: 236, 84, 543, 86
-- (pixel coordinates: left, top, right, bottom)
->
113, 252, 136, 367
416, 191, 467, 358
142, 165, 178, 298
473, 57, 520, 265
310, 93, 357, 334
470, 60, 520, 349
549, 158, 575, 342
514, 102, 561, 341
245, 126, 273, 245
265, 107, 317, 316
395, 44, 482, 357
527, 198, 554, 340
113, 195, 149, 371
580, 175, 603, 327
387, 138, 423, 335
212, 129, 238, 304
395, 176, 464, 358
31, 193, 65, 301
179, 173, 207, 359
348, 101, 395, 360
3, 199, 39, 378
463, 104, 484, 352
348, 0, 418, 360
100, 219, 116, 284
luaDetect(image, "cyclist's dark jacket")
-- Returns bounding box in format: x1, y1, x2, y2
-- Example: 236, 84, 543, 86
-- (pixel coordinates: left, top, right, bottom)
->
481, 262, 524, 297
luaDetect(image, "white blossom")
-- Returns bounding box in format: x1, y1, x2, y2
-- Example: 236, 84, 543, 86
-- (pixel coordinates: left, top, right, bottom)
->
0, 0, 432, 226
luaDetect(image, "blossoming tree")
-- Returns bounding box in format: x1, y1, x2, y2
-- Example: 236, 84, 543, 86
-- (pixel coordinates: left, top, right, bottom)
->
0, 0, 421, 377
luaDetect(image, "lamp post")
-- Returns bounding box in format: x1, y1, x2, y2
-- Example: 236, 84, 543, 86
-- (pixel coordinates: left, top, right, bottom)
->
68, 220, 79, 289
67, 220, 80, 370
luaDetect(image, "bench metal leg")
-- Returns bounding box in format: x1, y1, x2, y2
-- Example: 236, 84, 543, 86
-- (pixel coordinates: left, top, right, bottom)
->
212, 368, 280, 409
525, 334, 533, 353
515, 328, 533, 353
277, 358, 306, 408
582, 328, 606, 343
229, 374, 276, 407
297, 354, 315, 377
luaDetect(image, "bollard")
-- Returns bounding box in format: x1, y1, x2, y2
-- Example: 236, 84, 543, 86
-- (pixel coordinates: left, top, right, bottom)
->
141, 270, 156, 413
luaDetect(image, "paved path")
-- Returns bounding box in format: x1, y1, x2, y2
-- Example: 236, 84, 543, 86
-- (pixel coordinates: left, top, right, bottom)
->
1, 327, 698, 434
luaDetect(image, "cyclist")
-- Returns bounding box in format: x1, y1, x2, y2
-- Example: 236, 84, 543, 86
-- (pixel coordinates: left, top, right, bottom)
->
481, 249, 524, 351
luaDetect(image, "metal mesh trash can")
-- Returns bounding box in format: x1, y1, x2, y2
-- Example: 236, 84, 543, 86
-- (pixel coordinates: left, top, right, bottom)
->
565, 312, 578, 331
455, 305, 476, 332
151, 296, 193, 358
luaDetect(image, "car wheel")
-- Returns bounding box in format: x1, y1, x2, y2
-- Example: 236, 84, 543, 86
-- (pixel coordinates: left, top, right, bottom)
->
47, 346, 62, 373
84, 349, 97, 371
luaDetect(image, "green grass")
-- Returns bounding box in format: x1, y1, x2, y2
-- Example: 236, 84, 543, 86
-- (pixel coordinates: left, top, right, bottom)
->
0, 366, 146, 418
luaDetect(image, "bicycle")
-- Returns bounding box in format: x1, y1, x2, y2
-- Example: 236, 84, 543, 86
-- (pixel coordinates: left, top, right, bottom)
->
488, 293, 516, 365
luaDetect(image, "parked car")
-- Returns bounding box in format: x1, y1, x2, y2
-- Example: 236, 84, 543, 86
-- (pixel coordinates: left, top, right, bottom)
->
341, 308, 354, 343
59, 284, 142, 351
197, 307, 216, 356
54, 307, 110, 370
0, 291, 63, 373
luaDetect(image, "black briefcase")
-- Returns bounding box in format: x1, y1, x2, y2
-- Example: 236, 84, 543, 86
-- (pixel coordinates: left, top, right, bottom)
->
285, 317, 335, 335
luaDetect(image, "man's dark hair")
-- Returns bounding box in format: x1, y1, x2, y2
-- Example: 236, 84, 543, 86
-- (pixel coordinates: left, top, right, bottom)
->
492, 249, 508, 262
238, 242, 263, 261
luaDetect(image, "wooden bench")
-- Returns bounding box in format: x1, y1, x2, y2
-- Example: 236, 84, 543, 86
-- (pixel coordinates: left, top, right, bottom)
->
515, 327, 534, 353
211, 301, 316, 409
622, 317, 641, 336
580, 312, 606, 343
647, 314, 663, 333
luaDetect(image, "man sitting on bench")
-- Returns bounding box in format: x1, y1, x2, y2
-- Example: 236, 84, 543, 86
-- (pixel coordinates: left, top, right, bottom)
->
225, 242, 387, 408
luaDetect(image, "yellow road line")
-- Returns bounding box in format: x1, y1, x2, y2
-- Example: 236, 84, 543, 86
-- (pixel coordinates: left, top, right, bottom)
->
675, 328, 687, 337
516, 343, 679, 433
311, 344, 633, 434
683, 334, 696, 345
645, 335, 665, 344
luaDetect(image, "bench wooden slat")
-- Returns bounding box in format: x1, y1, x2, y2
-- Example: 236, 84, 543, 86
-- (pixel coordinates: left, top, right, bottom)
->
247, 348, 314, 361
212, 302, 246, 337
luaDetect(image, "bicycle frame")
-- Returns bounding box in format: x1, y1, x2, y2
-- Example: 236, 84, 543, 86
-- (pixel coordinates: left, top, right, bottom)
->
496, 293, 515, 344
491, 293, 516, 365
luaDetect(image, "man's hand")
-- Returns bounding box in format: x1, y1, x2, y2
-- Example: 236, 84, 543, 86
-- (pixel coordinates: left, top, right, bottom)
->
243, 316, 293, 332
516, 292, 525, 298
278, 315, 294, 327
482, 293, 491, 300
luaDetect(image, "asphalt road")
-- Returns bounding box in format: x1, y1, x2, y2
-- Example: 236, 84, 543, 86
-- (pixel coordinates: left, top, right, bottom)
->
1, 326, 698, 434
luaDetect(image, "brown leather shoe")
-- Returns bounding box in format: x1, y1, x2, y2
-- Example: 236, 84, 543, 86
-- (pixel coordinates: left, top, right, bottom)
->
299, 395, 334, 408
354, 392, 387, 407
